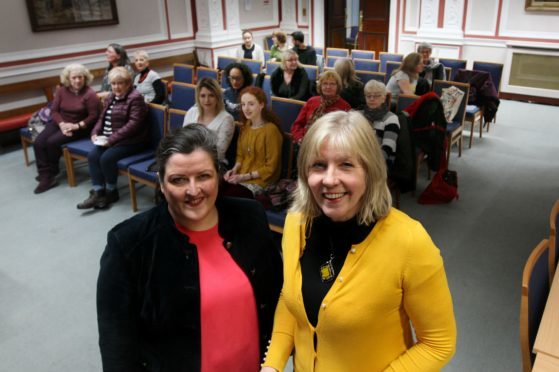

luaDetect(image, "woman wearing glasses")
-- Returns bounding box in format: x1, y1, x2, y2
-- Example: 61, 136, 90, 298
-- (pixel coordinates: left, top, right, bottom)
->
270, 50, 309, 101
223, 62, 254, 121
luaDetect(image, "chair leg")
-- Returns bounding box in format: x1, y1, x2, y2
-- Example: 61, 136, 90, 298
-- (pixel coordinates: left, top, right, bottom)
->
63, 148, 77, 187
458, 135, 462, 157
21, 137, 30, 166
469, 121, 474, 149
128, 174, 138, 212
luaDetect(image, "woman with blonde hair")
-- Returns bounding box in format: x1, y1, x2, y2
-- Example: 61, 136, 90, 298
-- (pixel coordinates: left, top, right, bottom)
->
290, 70, 350, 143
261, 110, 456, 372
334, 58, 365, 109
386, 52, 423, 105
33, 63, 99, 193
270, 49, 309, 101
269, 31, 289, 62
183, 77, 234, 165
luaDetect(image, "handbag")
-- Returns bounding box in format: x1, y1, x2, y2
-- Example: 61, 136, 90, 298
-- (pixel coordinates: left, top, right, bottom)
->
418, 139, 459, 204
27, 103, 53, 140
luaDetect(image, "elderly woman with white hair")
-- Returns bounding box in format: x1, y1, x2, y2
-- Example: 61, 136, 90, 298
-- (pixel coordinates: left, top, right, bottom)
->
133, 50, 166, 104
417, 42, 445, 88
361, 80, 400, 171
270, 49, 310, 101
33, 63, 100, 194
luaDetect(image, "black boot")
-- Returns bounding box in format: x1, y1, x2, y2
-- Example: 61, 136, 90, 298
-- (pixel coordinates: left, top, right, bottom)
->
77, 189, 105, 209
95, 189, 119, 209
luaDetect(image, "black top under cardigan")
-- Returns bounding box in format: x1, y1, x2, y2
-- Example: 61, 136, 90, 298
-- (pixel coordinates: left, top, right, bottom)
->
270, 67, 310, 101
97, 197, 283, 372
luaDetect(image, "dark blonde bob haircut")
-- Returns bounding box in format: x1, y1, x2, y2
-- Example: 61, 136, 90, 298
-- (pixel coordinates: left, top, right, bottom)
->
290, 110, 392, 225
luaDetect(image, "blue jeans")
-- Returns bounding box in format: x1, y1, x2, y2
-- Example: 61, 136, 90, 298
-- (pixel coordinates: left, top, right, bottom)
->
88, 143, 146, 187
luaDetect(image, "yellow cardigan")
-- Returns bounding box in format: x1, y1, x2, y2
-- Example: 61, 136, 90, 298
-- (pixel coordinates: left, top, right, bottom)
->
263, 209, 456, 372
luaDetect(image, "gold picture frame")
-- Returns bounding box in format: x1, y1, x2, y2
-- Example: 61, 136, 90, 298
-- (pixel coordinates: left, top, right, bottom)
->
525, 0, 559, 12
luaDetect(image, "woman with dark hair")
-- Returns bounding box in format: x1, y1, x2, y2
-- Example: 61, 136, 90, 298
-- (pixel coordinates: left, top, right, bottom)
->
98, 43, 133, 100
261, 111, 456, 372
334, 58, 365, 109
223, 86, 283, 197
33, 63, 99, 193
77, 67, 148, 210
183, 77, 234, 164
270, 49, 309, 101
291, 70, 351, 143
97, 124, 282, 371
222, 62, 254, 120
386, 52, 424, 106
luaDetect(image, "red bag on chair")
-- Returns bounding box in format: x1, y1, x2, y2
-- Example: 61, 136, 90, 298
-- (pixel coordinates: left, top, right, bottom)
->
418, 140, 459, 204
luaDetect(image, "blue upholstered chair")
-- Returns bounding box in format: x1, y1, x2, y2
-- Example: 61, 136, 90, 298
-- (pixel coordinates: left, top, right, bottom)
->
439, 58, 467, 81
315, 46, 323, 56
240, 58, 263, 75
356, 71, 386, 85
325, 56, 342, 68
170, 82, 196, 111
302, 64, 319, 81
326, 47, 349, 58
196, 67, 219, 83
63, 138, 96, 187
264, 50, 271, 62
472, 61, 504, 131
396, 94, 419, 113
127, 158, 159, 212
173, 63, 194, 84
217, 55, 238, 71
271, 96, 305, 133
265, 36, 274, 50
432, 80, 470, 161
168, 108, 186, 133
379, 52, 403, 73
385, 61, 402, 82
353, 59, 380, 72
261, 75, 272, 108
464, 104, 484, 149
520, 239, 551, 372
266, 61, 281, 76
352, 49, 375, 60
549, 200, 559, 280
20, 128, 33, 166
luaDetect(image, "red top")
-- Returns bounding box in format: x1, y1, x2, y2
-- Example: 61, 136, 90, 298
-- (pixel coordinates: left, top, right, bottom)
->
51, 86, 99, 128
291, 95, 351, 142
177, 224, 260, 372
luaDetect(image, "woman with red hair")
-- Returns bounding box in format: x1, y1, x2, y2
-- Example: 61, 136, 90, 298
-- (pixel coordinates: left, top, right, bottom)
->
224, 87, 283, 196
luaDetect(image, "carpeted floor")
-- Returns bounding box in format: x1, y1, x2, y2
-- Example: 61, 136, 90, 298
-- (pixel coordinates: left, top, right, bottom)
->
0, 99, 557, 371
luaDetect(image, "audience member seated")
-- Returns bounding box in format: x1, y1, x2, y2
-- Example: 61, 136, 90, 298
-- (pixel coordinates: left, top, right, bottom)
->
386, 52, 423, 108
361, 80, 400, 172
98, 43, 133, 100
223, 62, 254, 121
183, 77, 235, 166
291, 31, 317, 66
97, 124, 282, 372
291, 70, 351, 143
77, 67, 148, 210
334, 58, 365, 110
223, 87, 283, 197
236, 29, 264, 63
33, 64, 100, 194
270, 50, 310, 101
269, 31, 290, 62
417, 42, 445, 90
132, 50, 166, 104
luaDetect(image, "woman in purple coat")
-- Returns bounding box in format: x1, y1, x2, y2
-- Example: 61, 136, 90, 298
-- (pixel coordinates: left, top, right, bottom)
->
77, 67, 148, 210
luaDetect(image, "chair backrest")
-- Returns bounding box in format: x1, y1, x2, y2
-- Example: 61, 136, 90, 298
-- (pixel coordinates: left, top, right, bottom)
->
196, 67, 219, 83
168, 108, 187, 133
550, 199, 559, 279
264, 50, 271, 62
280, 132, 295, 179
170, 82, 196, 111
396, 94, 420, 113
302, 64, 319, 81
240, 58, 263, 74
353, 58, 380, 72
261, 75, 272, 108
385, 61, 402, 80
439, 58, 467, 80
266, 61, 281, 75
352, 50, 375, 60
432, 80, 470, 126
271, 96, 306, 133
265, 36, 274, 50
173, 63, 194, 84
146, 103, 167, 149
444, 67, 452, 80
356, 71, 386, 85
520, 239, 551, 372
315, 46, 324, 56
326, 47, 349, 58
325, 56, 342, 68
217, 55, 238, 71
472, 61, 504, 93
379, 52, 404, 73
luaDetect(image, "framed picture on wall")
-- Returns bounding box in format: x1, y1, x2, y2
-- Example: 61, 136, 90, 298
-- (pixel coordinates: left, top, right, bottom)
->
525, 0, 559, 12
26, 0, 119, 32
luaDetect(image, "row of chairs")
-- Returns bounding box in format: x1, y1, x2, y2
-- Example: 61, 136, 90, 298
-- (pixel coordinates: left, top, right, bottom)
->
520, 199, 559, 371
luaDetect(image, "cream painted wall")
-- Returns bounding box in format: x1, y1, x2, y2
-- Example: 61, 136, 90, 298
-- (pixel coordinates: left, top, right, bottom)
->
239, 0, 279, 29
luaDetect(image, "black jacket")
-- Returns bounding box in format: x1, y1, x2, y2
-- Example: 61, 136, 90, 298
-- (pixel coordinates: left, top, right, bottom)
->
97, 197, 283, 372
270, 67, 310, 101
